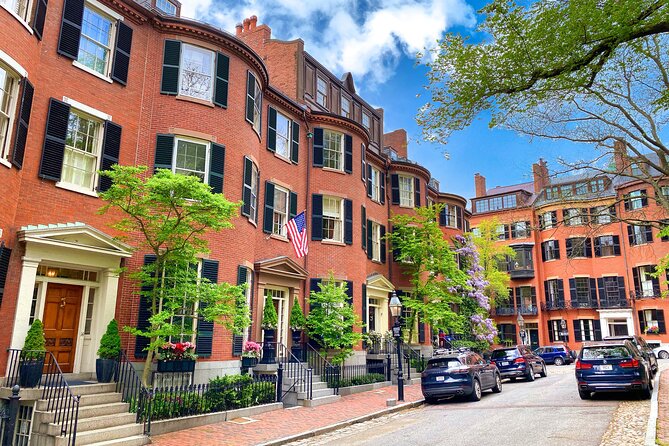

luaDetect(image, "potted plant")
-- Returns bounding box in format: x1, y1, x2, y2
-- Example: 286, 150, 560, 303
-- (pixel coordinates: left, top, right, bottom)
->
260, 299, 278, 364
647, 326, 660, 335
96, 319, 121, 383
20, 320, 46, 388
366, 331, 383, 354
289, 300, 307, 361
241, 341, 261, 368
156, 341, 197, 373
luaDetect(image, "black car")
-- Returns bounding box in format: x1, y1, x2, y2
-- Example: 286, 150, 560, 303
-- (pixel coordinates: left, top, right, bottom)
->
490, 345, 547, 381
604, 335, 658, 376
421, 351, 502, 403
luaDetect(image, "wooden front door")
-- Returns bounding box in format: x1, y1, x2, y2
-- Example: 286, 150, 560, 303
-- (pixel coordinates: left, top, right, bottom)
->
43, 284, 83, 373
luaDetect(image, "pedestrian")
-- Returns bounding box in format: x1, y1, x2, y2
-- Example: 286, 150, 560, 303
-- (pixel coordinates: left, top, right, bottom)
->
438, 329, 446, 348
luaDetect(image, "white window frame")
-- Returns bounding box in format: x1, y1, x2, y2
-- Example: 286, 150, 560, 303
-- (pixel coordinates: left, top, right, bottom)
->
398, 175, 414, 207
371, 221, 381, 262
249, 161, 259, 223
642, 310, 659, 331
58, 107, 104, 194
370, 166, 381, 202
155, 0, 177, 15
639, 265, 656, 297
316, 77, 327, 108
341, 95, 351, 118
322, 196, 343, 243
542, 212, 555, 229
274, 110, 291, 160
172, 136, 211, 182
628, 190, 645, 210
362, 112, 371, 131
1, 0, 34, 32
272, 185, 289, 237
178, 43, 215, 102
599, 235, 616, 257
75, 2, 117, 80
579, 319, 595, 341
445, 205, 457, 228
323, 129, 344, 171
0, 61, 20, 165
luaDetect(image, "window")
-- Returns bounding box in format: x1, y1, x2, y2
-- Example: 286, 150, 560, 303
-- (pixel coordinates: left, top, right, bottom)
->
341, 96, 350, 118
473, 194, 517, 213
362, 112, 371, 131
1, 0, 31, 21
573, 277, 593, 304
272, 186, 289, 237
575, 183, 587, 195
545, 279, 563, 306
515, 286, 536, 312
511, 246, 533, 271
399, 175, 414, 207
0, 65, 19, 162
625, 189, 647, 210
503, 195, 516, 208
371, 221, 381, 261
590, 178, 605, 192
77, 4, 116, 76
595, 235, 619, 257
322, 196, 343, 242
497, 324, 517, 345
545, 186, 559, 200
242, 157, 259, 223
496, 224, 508, 240
566, 237, 590, 258
61, 109, 103, 190
323, 129, 343, 170
316, 77, 327, 107
173, 137, 209, 181
548, 320, 563, 343
155, 0, 177, 15
601, 276, 622, 304
370, 166, 381, 202
540, 211, 557, 230
662, 186, 669, 197
564, 208, 587, 226
444, 205, 457, 227
628, 224, 653, 246
274, 111, 291, 159
471, 227, 480, 237
591, 205, 615, 224
636, 265, 659, 297
84, 289, 95, 334
179, 44, 214, 101
511, 221, 530, 238
541, 240, 560, 261
575, 319, 596, 341
640, 309, 665, 334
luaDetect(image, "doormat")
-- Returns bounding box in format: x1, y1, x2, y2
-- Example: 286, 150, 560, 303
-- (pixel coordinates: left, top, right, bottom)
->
228, 417, 258, 425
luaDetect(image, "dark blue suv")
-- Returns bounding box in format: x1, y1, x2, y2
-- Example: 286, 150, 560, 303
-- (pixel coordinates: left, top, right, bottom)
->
534, 345, 572, 366
490, 345, 547, 381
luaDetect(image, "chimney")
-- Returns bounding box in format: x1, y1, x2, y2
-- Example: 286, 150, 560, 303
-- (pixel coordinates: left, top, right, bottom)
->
532, 158, 549, 193
235, 23, 243, 36
250, 15, 257, 30
613, 139, 629, 173
243, 18, 250, 32
474, 173, 487, 198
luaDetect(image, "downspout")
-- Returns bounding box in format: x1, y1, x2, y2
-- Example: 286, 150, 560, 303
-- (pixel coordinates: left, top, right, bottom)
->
617, 199, 638, 336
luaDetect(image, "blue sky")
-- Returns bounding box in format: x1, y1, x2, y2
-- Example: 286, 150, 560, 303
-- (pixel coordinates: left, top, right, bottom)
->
183, 0, 597, 201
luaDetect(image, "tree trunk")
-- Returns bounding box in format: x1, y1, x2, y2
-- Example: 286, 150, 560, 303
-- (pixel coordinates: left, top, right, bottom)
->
142, 347, 154, 387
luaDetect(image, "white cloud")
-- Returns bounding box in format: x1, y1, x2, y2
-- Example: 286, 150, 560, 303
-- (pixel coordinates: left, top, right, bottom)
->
184, 0, 476, 89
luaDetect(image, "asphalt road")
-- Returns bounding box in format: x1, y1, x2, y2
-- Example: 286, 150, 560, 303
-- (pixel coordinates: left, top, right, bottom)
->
307, 364, 629, 446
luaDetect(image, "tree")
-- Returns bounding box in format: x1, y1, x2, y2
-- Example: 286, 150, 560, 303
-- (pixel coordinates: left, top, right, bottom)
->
470, 219, 514, 308
386, 205, 468, 341
98, 319, 121, 360
306, 273, 363, 364
99, 165, 249, 385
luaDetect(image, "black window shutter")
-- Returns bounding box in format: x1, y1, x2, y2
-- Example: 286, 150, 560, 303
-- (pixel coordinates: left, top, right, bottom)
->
345, 280, 353, 306
543, 280, 549, 302
380, 172, 386, 204
311, 194, 323, 240
557, 279, 565, 301
361, 284, 367, 334
57, 0, 84, 59
585, 238, 593, 258
39, 98, 70, 181
541, 242, 547, 262
289, 191, 297, 220
547, 321, 554, 343
0, 247, 12, 306
617, 276, 626, 301
593, 319, 602, 340
361, 143, 366, 182
11, 78, 34, 169
641, 189, 648, 207
551, 211, 557, 226
418, 317, 426, 343
98, 121, 122, 192
160, 39, 181, 94
380, 225, 386, 263
514, 288, 521, 308
627, 225, 635, 245
573, 320, 582, 342
344, 199, 353, 245
366, 164, 372, 197
504, 225, 510, 240
361, 205, 366, 250
309, 278, 322, 312
554, 241, 561, 260
213, 52, 229, 107
645, 226, 654, 244
291, 121, 299, 164
511, 224, 518, 240
196, 259, 218, 357
235, 264, 249, 351
593, 237, 601, 257
632, 267, 641, 296
245, 72, 256, 123
439, 207, 446, 226
658, 310, 666, 334
457, 207, 464, 230
267, 107, 277, 152
624, 195, 630, 211
344, 134, 353, 173
638, 310, 645, 332
209, 143, 225, 193
366, 220, 373, 259
530, 287, 537, 306
414, 177, 421, 207
241, 156, 253, 217
313, 128, 323, 167
32, 0, 48, 40
652, 271, 661, 296
263, 181, 275, 234
569, 278, 577, 302
565, 238, 573, 257
597, 278, 605, 305
154, 134, 174, 172
391, 174, 400, 204
135, 254, 156, 358
589, 278, 597, 302
111, 21, 133, 85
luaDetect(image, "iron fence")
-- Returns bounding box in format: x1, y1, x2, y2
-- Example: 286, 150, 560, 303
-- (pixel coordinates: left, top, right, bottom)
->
324, 362, 389, 389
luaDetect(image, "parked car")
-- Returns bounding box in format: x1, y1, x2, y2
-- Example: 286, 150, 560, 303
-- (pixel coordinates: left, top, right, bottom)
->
421, 351, 502, 403
490, 345, 547, 381
534, 345, 573, 366
604, 335, 658, 376
575, 340, 653, 400
647, 341, 669, 359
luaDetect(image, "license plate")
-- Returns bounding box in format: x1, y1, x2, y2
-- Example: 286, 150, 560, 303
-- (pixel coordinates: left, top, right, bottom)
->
435, 376, 445, 381
500, 361, 509, 366
595, 365, 612, 371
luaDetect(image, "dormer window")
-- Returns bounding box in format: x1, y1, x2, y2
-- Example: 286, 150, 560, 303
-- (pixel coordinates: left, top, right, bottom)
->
156, 0, 177, 15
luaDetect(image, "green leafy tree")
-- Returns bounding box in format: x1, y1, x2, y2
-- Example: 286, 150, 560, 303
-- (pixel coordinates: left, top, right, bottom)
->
470, 218, 514, 308
386, 205, 469, 341
289, 300, 307, 330
22, 320, 46, 360
261, 297, 278, 329
306, 273, 363, 364
99, 165, 250, 386
98, 319, 122, 360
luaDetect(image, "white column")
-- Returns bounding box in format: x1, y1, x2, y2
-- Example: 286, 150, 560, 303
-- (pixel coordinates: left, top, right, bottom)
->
600, 316, 611, 338
627, 316, 636, 336
9, 258, 41, 349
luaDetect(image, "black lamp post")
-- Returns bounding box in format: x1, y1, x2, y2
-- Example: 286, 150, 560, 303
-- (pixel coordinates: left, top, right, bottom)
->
389, 291, 404, 402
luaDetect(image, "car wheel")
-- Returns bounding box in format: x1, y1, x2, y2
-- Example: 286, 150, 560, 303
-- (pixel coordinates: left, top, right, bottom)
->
492, 374, 502, 393
526, 365, 535, 382
424, 396, 438, 404
660, 351, 669, 360
539, 362, 547, 378
469, 379, 482, 402
640, 384, 652, 400
554, 357, 564, 366
579, 390, 591, 400
648, 373, 654, 391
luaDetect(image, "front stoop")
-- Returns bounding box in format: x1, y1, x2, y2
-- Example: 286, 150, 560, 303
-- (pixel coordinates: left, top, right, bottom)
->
282, 370, 341, 408
31, 382, 149, 446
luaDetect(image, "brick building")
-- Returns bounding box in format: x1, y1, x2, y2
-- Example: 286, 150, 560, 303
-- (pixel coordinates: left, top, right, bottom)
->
471, 149, 669, 351
0, 0, 469, 382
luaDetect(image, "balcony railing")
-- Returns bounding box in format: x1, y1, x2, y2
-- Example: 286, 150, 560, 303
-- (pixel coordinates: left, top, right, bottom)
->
569, 299, 599, 309
631, 287, 662, 299
519, 305, 538, 315
541, 301, 567, 311
494, 306, 517, 316
510, 268, 535, 279
599, 299, 631, 309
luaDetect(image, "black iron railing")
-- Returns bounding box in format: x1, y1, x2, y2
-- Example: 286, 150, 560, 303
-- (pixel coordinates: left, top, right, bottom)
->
366, 338, 395, 355
541, 301, 567, 311
519, 305, 538, 315
569, 299, 599, 309
325, 362, 388, 389
276, 343, 312, 401
5, 349, 80, 446
599, 299, 631, 309
305, 344, 339, 395
116, 350, 152, 435
493, 306, 516, 316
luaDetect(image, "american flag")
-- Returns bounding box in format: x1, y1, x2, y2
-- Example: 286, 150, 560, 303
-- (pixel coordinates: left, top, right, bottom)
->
286, 211, 309, 258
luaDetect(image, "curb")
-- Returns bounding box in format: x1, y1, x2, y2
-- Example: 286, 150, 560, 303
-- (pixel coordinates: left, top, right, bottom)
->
257, 399, 425, 446
646, 368, 661, 446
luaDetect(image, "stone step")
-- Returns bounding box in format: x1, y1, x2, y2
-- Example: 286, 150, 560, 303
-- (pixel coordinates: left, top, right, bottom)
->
296, 387, 336, 400
298, 394, 341, 407
54, 423, 144, 446
47, 412, 136, 436
36, 392, 122, 411
85, 434, 150, 446
67, 382, 117, 396
282, 380, 329, 392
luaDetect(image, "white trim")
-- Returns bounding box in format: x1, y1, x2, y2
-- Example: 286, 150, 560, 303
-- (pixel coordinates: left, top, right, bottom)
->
0, 49, 28, 77
0, 3, 34, 35
0, 157, 11, 169
62, 96, 112, 121
172, 135, 211, 180
55, 182, 100, 197
86, 0, 123, 21
72, 60, 113, 84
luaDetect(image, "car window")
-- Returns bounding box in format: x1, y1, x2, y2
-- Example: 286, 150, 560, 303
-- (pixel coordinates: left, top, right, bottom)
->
637, 337, 650, 349
648, 341, 661, 349
581, 346, 631, 359
428, 358, 463, 369
535, 348, 544, 354
491, 349, 518, 359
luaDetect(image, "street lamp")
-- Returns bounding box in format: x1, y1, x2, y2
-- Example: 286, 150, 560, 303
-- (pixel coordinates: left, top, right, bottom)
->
517, 312, 526, 345
389, 291, 404, 402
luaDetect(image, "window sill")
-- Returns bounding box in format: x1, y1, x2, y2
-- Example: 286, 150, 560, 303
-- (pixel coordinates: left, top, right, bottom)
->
0, 158, 12, 169
399, 204, 414, 209
274, 152, 293, 165
597, 255, 618, 259
322, 167, 346, 175
631, 243, 649, 247
55, 182, 99, 198
321, 239, 345, 246
543, 258, 558, 263
175, 95, 215, 108
72, 61, 113, 84
246, 218, 258, 228
270, 234, 289, 243
1, 5, 33, 34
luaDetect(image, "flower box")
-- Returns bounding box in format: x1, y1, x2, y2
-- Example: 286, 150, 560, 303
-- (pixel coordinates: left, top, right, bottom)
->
241, 357, 258, 368
157, 359, 196, 373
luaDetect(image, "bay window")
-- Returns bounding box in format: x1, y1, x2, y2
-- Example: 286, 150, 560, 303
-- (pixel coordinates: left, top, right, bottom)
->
180, 44, 215, 101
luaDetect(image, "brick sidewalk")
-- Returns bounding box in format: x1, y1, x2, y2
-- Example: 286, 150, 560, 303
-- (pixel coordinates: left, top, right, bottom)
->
658, 371, 669, 445
150, 383, 424, 446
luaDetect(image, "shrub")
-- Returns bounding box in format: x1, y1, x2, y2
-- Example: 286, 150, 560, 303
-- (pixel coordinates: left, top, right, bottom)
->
97, 319, 121, 359
332, 373, 386, 388
22, 320, 46, 361
262, 299, 278, 329
289, 300, 307, 330
149, 391, 207, 420
205, 374, 254, 412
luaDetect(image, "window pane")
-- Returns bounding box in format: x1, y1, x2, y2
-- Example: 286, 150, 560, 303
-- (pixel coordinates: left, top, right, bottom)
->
399, 176, 413, 207
275, 112, 291, 159
0, 66, 17, 159
323, 130, 343, 170
78, 6, 113, 75
62, 111, 101, 189
273, 187, 288, 236
175, 139, 207, 181
322, 197, 342, 241
180, 44, 214, 100
156, 0, 177, 15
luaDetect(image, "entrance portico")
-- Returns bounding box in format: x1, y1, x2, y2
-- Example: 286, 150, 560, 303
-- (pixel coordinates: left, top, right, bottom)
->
365, 273, 394, 335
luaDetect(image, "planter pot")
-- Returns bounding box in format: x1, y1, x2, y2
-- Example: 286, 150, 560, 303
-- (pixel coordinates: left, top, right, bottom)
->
291, 330, 303, 362
19, 358, 44, 388
241, 357, 259, 368
261, 329, 276, 364
157, 360, 196, 373
96, 358, 118, 383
